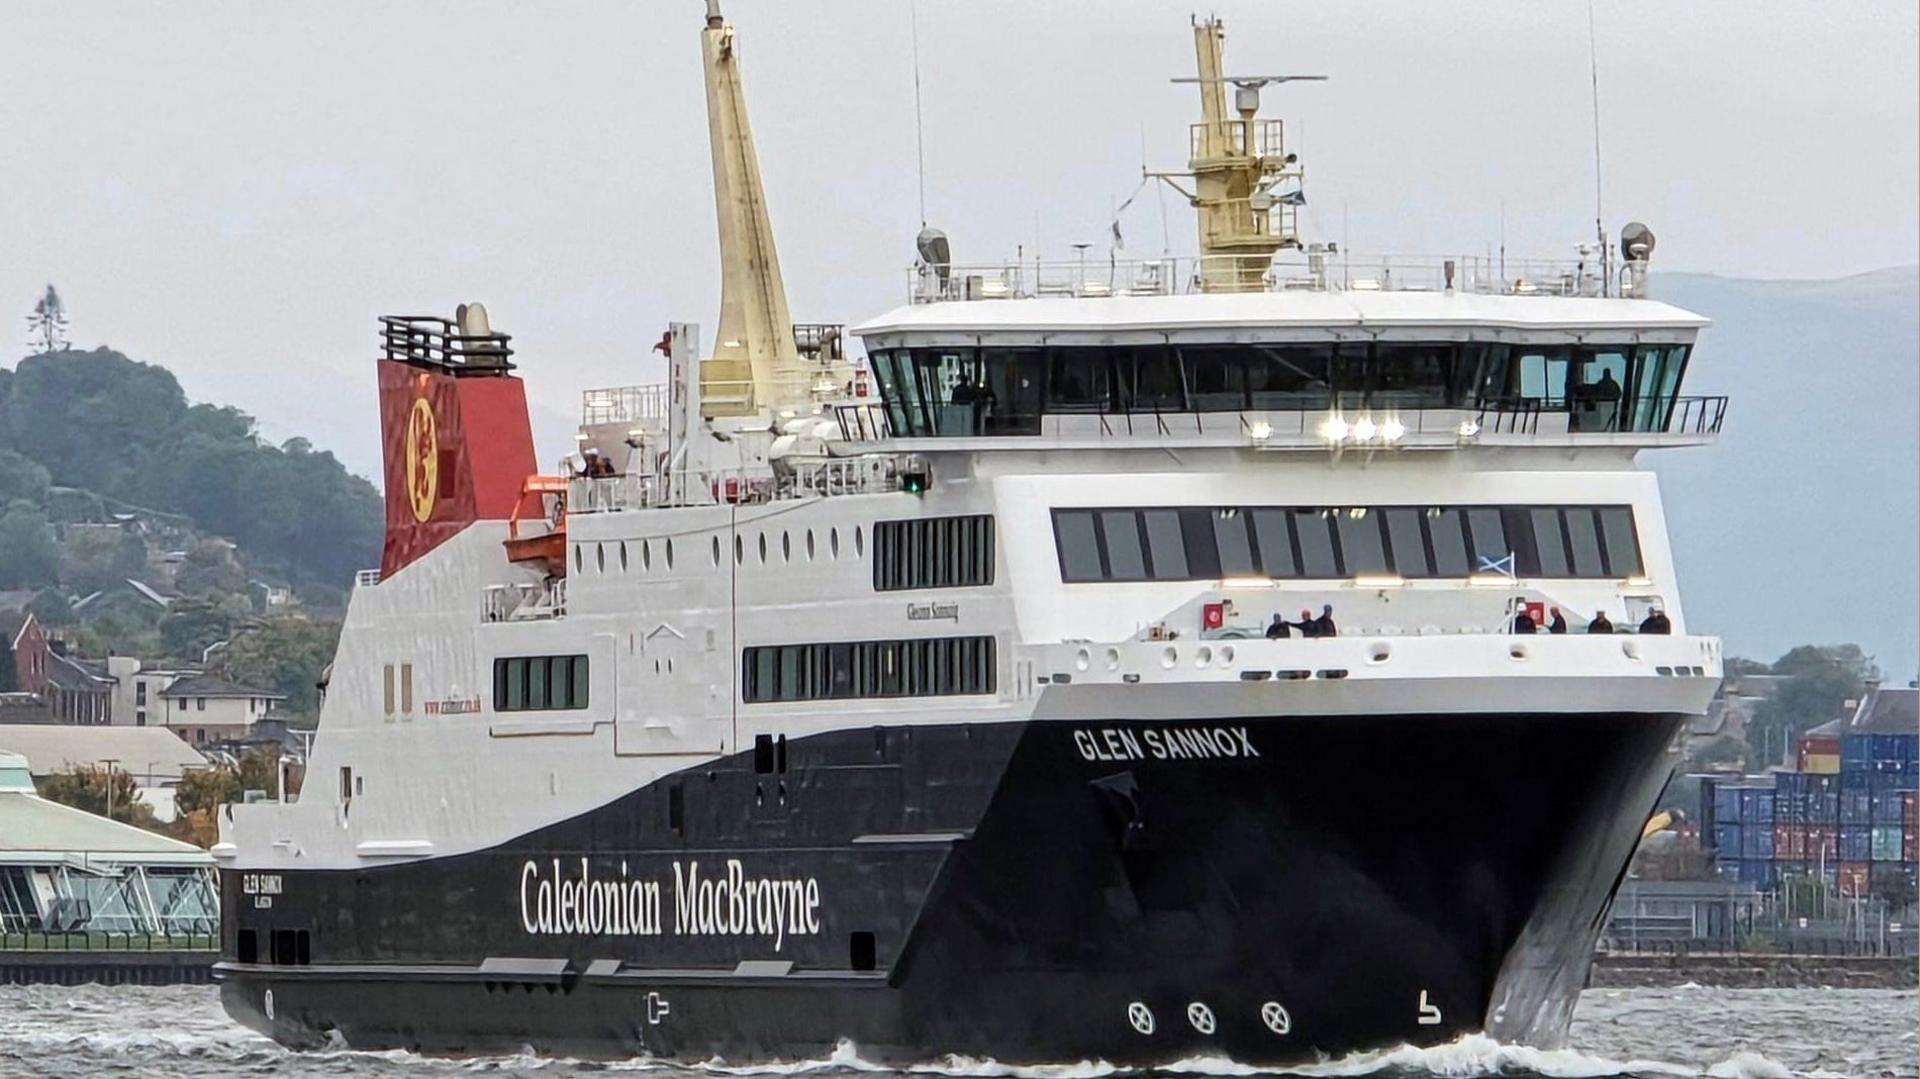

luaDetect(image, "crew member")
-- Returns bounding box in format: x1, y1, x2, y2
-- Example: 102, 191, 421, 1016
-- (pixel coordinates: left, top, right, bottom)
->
1265, 613, 1291, 639
1312, 603, 1337, 638
1588, 610, 1614, 634
1547, 608, 1568, 634
1295, 608, 1319, 639
1639, 607, 1672, 635
1510, 602, 1537, 634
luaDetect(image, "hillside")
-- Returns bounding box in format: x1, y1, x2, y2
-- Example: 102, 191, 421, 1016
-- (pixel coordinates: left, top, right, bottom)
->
0, 346, 381, 611
1649, 267, 1918, 677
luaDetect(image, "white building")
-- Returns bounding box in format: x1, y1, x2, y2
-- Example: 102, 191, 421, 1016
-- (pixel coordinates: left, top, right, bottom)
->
158, 674, 287, 746
104, 656, 203, 729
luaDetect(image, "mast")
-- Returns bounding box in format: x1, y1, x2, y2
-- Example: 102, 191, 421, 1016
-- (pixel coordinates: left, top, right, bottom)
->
1172, 18, 1319, 293
697, 0, 800, 419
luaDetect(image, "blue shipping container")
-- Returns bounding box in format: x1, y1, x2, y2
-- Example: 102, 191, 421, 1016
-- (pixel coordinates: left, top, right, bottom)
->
1841, 790, 1874, 824
1844, 735, 1874, 768
1840, 827, 1874, 861
1741, 826, 1774, 859
1872, 790, 1914, 824
1739, 859, 1775, 887
1741, 788, 1775, 824
1713, 782, 1741, 823
1712, 823, 1741, 853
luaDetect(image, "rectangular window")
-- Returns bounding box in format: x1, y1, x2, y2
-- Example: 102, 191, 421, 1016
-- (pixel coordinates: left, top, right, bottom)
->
1598, 506, 1643, 577
399, 663, 413, 714
1428, 509, 1471, 576
1529, 508, 1570, 577
493, 655, 589, 712
1211, 510, 1257, 576
743, 636, 995, 703
1052, 503, 1638, 581
1336, 510, 1389, 575
1100, 511, 1147, 580
1141, 510, 1187, 578
1293, 510, 1340, 577
1382, 508, 1432, 577
382, 665, 394, 715
1251, 509, 1298, 578
873, 515, 995, 590
1055, 510, 1104, 582
1563, 508, 1606, 577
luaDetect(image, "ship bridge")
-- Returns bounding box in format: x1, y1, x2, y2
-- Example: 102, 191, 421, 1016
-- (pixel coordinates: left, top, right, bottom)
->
843, 277, 1723, 453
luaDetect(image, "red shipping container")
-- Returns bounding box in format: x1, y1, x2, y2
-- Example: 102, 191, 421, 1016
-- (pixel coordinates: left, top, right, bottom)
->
1838, 862, 1872, 895
1805, 825, 1839, 862
1906, 827, 1917, 863
1904, 792, 1917, 830
1775, 825, 1807, 860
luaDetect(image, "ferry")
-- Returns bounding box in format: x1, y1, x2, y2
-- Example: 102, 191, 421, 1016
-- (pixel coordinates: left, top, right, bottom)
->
215, 7, 1725, 1065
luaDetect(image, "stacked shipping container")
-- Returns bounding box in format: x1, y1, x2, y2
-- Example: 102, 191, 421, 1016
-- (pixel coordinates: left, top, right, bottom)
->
1701, 728, 1918, 896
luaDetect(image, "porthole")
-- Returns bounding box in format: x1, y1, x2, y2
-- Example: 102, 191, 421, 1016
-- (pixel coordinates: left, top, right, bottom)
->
735, 535, 744, 564
781, 531, 791, 562
806, 530, 816, 560
758, 533, 768, 563
641, 540, 651, 570
854, 526, 864, 556
830, 528, 840, 557
711, 536, 721, 566
619, 542, 628, 571
664, 539, 675, 568
596, 543, 605, 573
572, 545, 582, 573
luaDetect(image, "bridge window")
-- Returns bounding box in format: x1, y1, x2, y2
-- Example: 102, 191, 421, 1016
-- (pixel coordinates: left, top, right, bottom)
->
493, 654, 589, 711
743, 636, 995, 703
1055, 504, 1643, 582
873, 514, 995, 590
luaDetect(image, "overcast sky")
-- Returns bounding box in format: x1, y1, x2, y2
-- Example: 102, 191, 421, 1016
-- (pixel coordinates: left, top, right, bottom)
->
1, 1, 1914, 478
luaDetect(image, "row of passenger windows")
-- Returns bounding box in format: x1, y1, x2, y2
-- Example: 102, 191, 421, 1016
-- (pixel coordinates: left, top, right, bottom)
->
742, 637, 996, 703
873, 515, 995, 591
1054, 505, 1644, 582
868, 343, 1692, 437
572, 525, 868, 576
493, 654, 590, 712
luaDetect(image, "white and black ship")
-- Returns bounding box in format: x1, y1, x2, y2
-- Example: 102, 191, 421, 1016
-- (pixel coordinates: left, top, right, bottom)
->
215, 8, 1725, 1065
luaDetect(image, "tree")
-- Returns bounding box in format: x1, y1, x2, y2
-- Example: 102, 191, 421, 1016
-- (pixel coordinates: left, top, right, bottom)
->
158, 594, 243, 660
0, 500, 58, 588
36, 765, 159, 830
60, 525, 150, 594
217, 616, 340, 719
1748, 644, 1880, 766
0, 449, 50, 504
1723, 655, 1770, 680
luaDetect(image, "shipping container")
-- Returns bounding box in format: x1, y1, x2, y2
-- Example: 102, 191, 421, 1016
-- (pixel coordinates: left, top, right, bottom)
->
1800, 753, 1841, 775
1842, 735, 1873, 772
1840, 789, 1873, 824
1712, 822, 1741, 854
1807, 825, 1838, 862
1868, 862, 1917, 896
1905, 826, 1918, 863
1711, 781, 1740, 824
1872, 788, 1914, 824
1775, 824, 1806, 860
1738, 859, 1774, 887
1772, 776, 1803, 824
1741, 787, 1775, 824
1907, 791, 1919, 828
1741, 824, 1774, 859
1871, 826, 1903, 862
1838, 862, 1872, 894
1840, 826, 1874, 862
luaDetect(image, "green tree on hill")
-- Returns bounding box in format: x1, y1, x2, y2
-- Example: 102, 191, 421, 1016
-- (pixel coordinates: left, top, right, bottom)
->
0, 500, 58, 588
218, 616, 341, 721
1746, 644, 1879, 767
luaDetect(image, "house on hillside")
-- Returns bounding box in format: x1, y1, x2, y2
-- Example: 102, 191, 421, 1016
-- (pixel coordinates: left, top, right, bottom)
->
11, 616, 114, 725
104, 656, 202, 730
158, 674, 286, 746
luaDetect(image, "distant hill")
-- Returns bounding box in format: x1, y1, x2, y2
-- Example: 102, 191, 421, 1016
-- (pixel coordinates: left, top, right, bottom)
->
1649, 267, 1918, 679
0, 347, 382, 594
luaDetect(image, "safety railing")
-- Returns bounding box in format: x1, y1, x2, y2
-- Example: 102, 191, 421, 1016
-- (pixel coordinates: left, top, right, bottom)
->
0, 929, 220, 952
568, 456, 922, 514
353, 568, 381, 589
379, 315, 513, 369
908, 251, 1615, 304
582, 384, 670, 427
482, 579, 567, 623
1189, 118, 1286, 161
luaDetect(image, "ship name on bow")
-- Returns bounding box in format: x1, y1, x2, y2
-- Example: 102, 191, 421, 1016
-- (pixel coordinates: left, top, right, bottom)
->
1074, 725, 1260, 763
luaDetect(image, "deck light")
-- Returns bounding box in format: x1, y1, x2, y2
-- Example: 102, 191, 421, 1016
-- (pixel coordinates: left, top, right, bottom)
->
1380, 418, 1406, 442
1248, 420, 1273, 441
1622, 575, 1653, 588
1457, 420, 1481, 438
1321, 416, 1349, 442
1352, 417, 1377, 442
1220, 576, 1274, 589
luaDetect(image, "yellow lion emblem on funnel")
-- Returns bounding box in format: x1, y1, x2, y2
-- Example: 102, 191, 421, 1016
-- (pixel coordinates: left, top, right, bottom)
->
405, 397, 438, 523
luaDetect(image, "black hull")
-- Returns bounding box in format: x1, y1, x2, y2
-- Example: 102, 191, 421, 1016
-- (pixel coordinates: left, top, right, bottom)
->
218, 712, 1681, 1065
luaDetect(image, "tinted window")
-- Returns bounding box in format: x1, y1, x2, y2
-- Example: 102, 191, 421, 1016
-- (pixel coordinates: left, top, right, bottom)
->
1428, 509, 1471, 576
1293, 510, 1340, 576
1047, 349, 1109, 411
1142, 510, 1187, 578
1337, 510, 1389, 574
1056, 511, 1102, 582
1530, 509, 1570, 577
1564, 507, 1605, 577
1251, 509, 1297, 577
1100, 511, 1147, 580
1465, 508, 1510, 572
1383, 508, 1431, 577
1599, 506, 1643, 576
1373, 343, 1453, 409
1212, 510, 1257, 575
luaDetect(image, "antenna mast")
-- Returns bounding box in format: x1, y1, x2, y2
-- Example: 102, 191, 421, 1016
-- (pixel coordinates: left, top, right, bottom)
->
1586, 0, 1609, 293
910, 0, 927, 226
